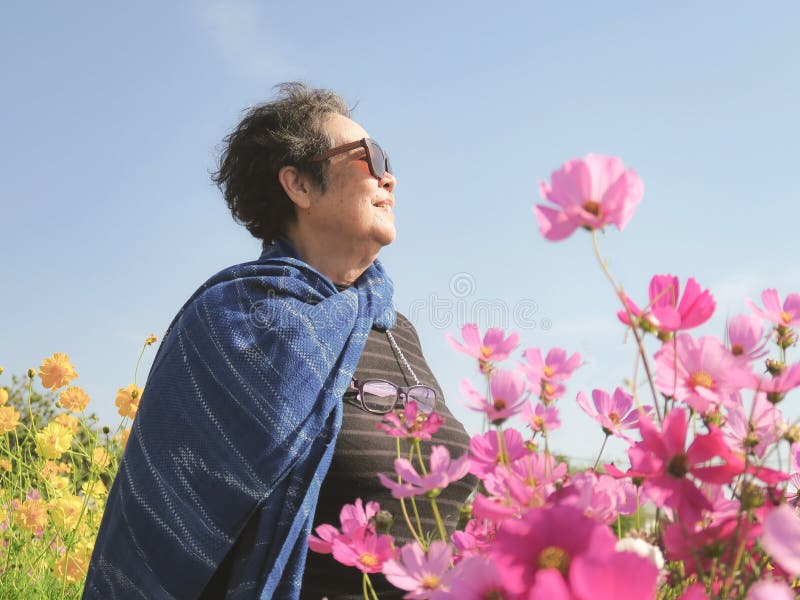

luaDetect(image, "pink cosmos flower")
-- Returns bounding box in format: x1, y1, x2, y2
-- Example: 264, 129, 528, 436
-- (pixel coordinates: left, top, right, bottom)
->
654, 334, 752, 414
792, 442, 800, 473
726, 314, 768, 363
308, 498, 381, 554
460, 368, 528, 424
431, 556, 508, 600
522, 347, 582, 382
618, 275, 715, 333
747, 580, 795, 600
521, 401, 561, 433
376, 401, 444, 440
446, 324, 519, 373
488, 505, 617, 596
382, 541, 452, 599
576, 387, 650, 442
626, 408, 744, 525
522, 347, 581, 405
550, 470, 637, 524
467, 428, 528, 477
663, 513, 761, 576
746, 362, 800, 403
473, 453, 569, 521
378, 445, 470, 499
570, 550, 659, 600
331, 525, 396, 574
722, 392, 782, 458
761, 504, 800, 578
534, 153, 644, 241
746, 288, 800, 327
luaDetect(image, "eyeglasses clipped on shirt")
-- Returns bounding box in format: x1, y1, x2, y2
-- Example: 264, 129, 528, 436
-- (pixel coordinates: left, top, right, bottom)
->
349, 379, 436, 415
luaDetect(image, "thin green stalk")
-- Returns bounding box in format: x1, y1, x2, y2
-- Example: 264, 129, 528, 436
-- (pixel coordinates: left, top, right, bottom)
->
364, 572, 379, 600
394, 438, 424, 546
430, 498, 448, 543
592, 433, 610, 470
591, 231, 662, 423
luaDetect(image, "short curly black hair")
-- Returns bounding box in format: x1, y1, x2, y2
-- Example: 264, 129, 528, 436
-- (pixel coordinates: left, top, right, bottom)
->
212, 82, 350, 244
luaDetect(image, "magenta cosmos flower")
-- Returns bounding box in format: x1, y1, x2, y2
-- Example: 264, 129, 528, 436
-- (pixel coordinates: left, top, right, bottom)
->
308, 497, 381, 554
626, 408, 744, 525
330, 525, 396, 574
446, 324, 519, 373
376, 400, 444, 440
488, 505, 655, 599
534, 153, 644, 241
383, 541, 452, 599
461, 368, 528, 424
378, 445, 470, 499
654, 334, 752, 414
618, 274, 715, 334
746, 288, 800, 327
576, 387, 650, 442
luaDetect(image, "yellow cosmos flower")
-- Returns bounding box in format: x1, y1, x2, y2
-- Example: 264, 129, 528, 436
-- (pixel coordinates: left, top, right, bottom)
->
59, 386, 90, 412
0, 406, 21, 434
0, 387, 8, 405
92, 447, 111, 470
50, 475, 72, 496
38, 353, 78, 390
115, 384, 143, 419
116, 427, 131, 448
35, 422, 74, 460
15, 497, 48, 533
0, 459, 11, 471
52, 539, 94, 584
82, 477, 108, 500
53, 413, 80, 434
41, 460, 62, 480
145, 333, 158, 345
50, 494, 84, 531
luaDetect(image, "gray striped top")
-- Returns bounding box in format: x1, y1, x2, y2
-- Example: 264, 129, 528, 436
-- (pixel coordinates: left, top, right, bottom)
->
300, 312, 474, 599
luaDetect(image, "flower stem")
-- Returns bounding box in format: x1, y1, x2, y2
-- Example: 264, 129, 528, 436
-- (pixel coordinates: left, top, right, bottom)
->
591, 231, 662, 423
395, 438, 425, 546
592, 433, 610, 471
133, 340, 148, 387
430, 497, 448, 542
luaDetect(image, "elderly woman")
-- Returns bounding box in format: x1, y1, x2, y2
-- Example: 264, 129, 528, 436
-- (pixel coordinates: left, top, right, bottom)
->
83, 83, 473, 600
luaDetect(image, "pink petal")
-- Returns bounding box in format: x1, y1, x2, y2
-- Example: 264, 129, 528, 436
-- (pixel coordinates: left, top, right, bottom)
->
762, 504, 800, 577
533, 204, 579, 241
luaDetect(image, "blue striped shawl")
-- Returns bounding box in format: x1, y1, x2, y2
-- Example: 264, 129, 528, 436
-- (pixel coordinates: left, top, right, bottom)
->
83, 239, 395, 599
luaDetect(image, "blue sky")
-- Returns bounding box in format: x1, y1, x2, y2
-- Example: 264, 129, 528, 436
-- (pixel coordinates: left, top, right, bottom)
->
2, 2, 799, 465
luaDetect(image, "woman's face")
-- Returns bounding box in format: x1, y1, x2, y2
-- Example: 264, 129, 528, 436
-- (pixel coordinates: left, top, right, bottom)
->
303, 114, 397, 255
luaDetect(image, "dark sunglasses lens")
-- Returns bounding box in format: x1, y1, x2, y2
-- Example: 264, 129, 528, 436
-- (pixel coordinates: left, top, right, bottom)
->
367, 140, 390, 178
361, 380, 398, 413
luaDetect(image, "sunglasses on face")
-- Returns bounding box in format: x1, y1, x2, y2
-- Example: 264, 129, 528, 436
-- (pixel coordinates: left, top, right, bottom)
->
310, 138, 392, 179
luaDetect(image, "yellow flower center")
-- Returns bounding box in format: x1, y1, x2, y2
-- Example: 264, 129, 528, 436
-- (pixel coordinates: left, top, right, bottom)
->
542, 365, 554, 378
358, 552, 379, 568
582, 200, 601, 217
421, 575, 440, 590
533, 415, 544, 428
480, 345, 493, 359
537, 545, 570, 576
690, 371, 713, 389
493, 398, 507, 410
609, 412, 621, 426
543, 382, 556, 396
780, 310, 792, 324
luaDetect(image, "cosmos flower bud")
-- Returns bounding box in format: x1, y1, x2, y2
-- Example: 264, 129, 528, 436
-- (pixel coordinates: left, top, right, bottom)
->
765, 359, 785, 376
372, 510, 394, 535
27, 368, 35, 379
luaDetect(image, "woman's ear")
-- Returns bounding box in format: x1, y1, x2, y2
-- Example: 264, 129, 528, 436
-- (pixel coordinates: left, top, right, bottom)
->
278, 165, 314, 210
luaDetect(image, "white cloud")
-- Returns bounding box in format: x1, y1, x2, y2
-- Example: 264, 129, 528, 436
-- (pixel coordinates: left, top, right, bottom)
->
195, 0, 302, 82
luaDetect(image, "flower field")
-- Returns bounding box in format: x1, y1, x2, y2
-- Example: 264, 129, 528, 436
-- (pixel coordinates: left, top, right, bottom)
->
0, 339, 153, 598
